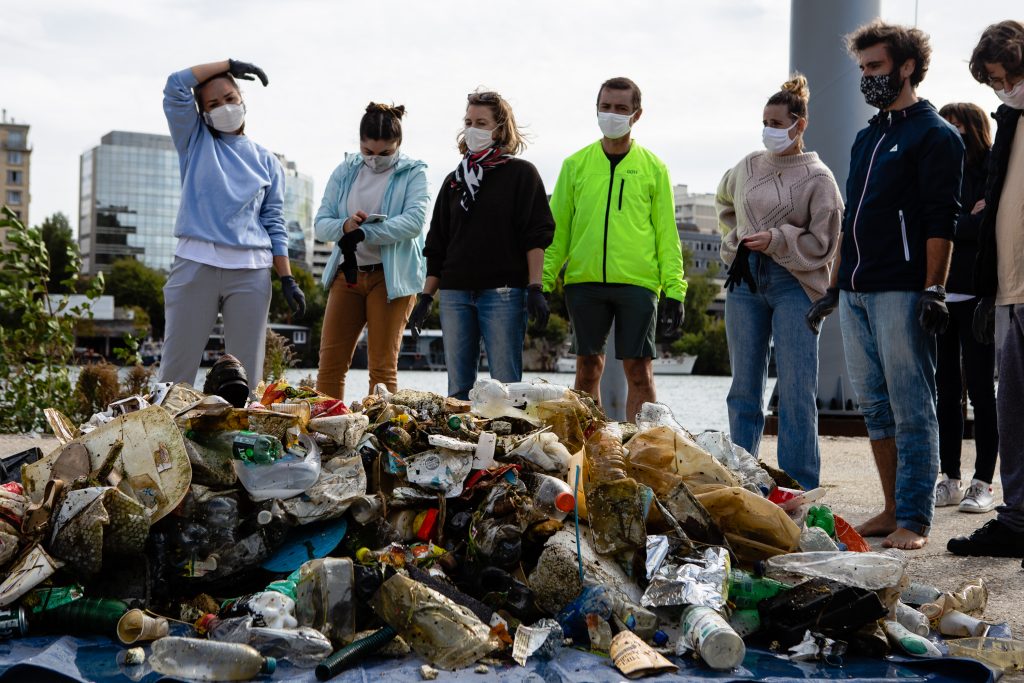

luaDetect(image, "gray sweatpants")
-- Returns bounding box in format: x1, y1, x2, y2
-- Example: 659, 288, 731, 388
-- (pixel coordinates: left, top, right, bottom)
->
158, 257, 271, 392
997, 304, 1024, 532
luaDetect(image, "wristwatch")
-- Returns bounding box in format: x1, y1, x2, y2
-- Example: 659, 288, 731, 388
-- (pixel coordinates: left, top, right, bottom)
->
924, 285, 946, 299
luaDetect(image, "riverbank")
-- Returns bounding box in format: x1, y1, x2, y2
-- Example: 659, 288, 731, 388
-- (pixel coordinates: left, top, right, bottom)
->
2, 432, 1019, 672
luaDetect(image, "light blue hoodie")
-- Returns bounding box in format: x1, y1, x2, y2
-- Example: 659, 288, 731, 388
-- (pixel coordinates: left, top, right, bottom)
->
315, 153, 428, 300
163, 69, 288, 257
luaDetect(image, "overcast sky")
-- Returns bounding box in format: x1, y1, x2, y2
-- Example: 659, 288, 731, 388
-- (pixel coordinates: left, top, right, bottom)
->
3, 0, 1019, 232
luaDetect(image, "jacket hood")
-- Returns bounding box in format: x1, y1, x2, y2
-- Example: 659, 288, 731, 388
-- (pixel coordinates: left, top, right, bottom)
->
343, 151, 425, 174
993, 103, 1024, 125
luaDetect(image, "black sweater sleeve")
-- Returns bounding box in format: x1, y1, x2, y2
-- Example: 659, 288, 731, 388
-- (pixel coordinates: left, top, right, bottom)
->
518, 162, 555, 252
423, 175, 453, 278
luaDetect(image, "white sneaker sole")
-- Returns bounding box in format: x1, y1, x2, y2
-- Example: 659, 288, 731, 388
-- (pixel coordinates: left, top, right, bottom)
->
959, 502, 997, 513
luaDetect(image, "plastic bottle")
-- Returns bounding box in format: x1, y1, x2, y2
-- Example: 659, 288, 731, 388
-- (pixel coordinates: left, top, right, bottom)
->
883, 620, 942, 657
199, 614, 333, 668
760, 551, 908, 591
694, 431, 775, 496
893, 600, 930, 637
504, 381, 569, 408
149, 637, 275, 681
944, 637, 1024, 671
386, 509, 439, 542
30, 597, 128, 637
586, 422, 627, 482
232, 434, 321, 501
799, 525, 839, 552
190, 430, 282, 464
520, 473, 576, 522
295, 557, 356, 645
727, 569, 790, 609
901, 582, 942, 607
679, 605, 746, 671
805, 506, 836, 537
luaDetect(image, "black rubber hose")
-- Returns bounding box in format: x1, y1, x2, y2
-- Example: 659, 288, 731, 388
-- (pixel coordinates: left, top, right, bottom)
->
315, 625, 398, 681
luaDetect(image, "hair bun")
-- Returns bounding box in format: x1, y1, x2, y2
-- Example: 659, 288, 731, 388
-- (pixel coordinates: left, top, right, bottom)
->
365, 102, 406, 119
781, 73, 810, 101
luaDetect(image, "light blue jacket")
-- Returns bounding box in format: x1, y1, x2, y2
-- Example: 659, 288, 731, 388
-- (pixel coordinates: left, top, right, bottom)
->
162, 69, 287, 256
315, 153, 429, 300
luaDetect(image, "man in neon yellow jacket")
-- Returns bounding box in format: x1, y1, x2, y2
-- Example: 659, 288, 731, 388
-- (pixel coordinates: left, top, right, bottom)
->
544, 77, 687, 419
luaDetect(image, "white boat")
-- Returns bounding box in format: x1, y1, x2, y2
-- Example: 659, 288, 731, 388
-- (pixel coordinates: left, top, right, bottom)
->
554, 354, 697, 375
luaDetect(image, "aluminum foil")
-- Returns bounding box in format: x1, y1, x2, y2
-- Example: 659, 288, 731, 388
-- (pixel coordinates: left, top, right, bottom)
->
641, 546, 730, 609
646, 535, 670, 580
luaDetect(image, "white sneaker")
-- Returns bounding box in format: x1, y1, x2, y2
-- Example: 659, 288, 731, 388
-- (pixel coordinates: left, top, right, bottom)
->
935, 477, 963, 507
959, 479, 997, 513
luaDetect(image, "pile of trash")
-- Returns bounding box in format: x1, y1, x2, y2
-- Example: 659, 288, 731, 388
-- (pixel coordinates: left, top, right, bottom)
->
0, 367, 1021, 681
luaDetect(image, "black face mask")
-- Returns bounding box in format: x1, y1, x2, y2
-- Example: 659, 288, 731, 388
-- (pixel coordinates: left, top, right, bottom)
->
860, 68, 904, 110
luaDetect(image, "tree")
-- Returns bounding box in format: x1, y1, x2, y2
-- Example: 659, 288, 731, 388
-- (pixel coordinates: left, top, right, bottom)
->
39, 213, 76, 294
105, 257, 166, 336
270, 263, 326, 365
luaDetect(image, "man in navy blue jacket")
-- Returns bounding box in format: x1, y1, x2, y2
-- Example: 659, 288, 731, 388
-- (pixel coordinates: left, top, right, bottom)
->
806, 20, 964, 550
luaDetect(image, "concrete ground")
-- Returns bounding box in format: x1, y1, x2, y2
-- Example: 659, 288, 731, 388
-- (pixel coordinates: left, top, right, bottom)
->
2, 432, 1021, 675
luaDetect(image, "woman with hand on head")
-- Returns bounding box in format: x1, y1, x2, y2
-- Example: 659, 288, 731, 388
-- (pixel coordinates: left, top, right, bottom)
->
314, 103, 429, 402
160, 59, 305, 399
716, 74, 844, 490
414, 90, 555, 399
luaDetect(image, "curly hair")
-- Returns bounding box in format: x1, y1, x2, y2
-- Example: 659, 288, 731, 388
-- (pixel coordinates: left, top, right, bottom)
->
847, 19, 932, 87
969, 20, 1024, 85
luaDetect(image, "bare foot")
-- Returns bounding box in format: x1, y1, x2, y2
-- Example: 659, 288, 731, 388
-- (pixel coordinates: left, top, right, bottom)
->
856, 511, 897, 537
882, 527, 928, 550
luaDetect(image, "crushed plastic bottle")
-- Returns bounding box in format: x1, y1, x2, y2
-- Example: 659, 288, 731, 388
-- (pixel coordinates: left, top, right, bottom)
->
694, 431, 775, 495
295, 557, 356, 645
149, 636, 276, 681
727, 569, 790, 609
199, 614, 333, 668
944, 637, 1024, 672
232, 434, 321, 501
892, 600, 930, 637
760, 551, 908, 591
805, 506, 836, 536
586, 422, 627, 482
520, 473, 576, 522
799, 525, 839, 552
190, 430, 283, 465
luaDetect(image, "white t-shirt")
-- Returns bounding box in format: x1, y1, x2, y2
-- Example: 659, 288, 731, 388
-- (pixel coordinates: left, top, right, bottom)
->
347, 162, 395, 266
175, 237, 273, 269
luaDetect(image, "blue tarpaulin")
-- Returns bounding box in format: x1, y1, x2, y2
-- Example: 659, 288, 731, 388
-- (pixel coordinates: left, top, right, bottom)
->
0, 635, 997, 683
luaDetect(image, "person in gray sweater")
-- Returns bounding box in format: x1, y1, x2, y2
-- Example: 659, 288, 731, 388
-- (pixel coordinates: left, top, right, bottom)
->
716, 74, 844, 490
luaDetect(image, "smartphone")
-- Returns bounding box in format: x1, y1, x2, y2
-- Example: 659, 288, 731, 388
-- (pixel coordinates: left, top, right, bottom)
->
363, 214, 387, 224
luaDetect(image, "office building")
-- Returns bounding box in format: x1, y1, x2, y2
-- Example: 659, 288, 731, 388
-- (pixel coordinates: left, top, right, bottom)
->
674, 184, 718, 234
79, 131, 179, 274
80, 131, 316, 275
1, 112, 31, 225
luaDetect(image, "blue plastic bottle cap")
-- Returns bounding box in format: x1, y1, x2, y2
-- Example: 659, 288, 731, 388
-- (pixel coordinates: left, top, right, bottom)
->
262, 657, 276, 674
653, 630, 669, 646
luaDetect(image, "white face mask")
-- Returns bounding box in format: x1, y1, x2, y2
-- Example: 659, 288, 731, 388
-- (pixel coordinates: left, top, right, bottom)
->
762, 120, 799, 154
597, 111, 634, 140
364, 153, 399, 173
464, 127, 495, 153
995, 79, 1024, 110
203, 102, 246, 133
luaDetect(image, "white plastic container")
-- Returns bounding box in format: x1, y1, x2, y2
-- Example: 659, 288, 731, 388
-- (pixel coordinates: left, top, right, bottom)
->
295, 557, 355, 645
893, 600, 930, 636
678, 605, 746, 671
233, 434, 321, 501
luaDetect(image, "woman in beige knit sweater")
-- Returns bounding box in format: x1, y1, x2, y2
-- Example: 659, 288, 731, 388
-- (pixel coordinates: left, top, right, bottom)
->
716, 74, 843, 490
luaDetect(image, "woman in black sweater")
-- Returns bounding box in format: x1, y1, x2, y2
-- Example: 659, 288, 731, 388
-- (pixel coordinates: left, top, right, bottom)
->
934, 102, 999, 513
412, 91, 555, 399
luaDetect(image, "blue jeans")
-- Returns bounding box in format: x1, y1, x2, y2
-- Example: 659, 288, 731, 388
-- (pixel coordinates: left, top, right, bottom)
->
439, 287, 527, 399
725, 252, 820, 489
840, 290, 939, 536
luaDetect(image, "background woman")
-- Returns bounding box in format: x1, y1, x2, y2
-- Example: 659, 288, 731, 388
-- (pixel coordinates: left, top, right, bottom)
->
314, 104, 429, 402
413, 91, 554, 399
934, 102, 999, 512
716, 74, 843, 490
160, 59, 305, 396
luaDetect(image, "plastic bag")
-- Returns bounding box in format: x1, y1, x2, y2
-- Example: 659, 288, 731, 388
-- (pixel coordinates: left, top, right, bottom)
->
696, 431, 776, 496
278, 453, 366, 525
626, 426, 739, 494
233, 434, 321, 502
695, 486, 800, 563
508, 431, 572, 474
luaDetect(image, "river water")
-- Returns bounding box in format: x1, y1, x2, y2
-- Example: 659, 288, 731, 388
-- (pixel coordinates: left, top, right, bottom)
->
262, 369, 776, 434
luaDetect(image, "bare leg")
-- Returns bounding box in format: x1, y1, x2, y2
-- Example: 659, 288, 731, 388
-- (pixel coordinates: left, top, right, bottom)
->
622, 358, 656, 422
856, 437, 899, 537
575, 354, 605, 405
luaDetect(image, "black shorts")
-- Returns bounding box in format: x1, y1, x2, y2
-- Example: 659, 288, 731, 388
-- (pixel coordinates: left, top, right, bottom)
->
565, 283, 658, 359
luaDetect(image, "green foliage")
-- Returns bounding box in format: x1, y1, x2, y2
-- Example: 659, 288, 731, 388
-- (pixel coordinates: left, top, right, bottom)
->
264, 329, 298, 382
674, 318, 730, 375
105, 257, 166, 336
682, 263, 721, 336
0, 206, 104, 431
270, 264, 324, 365
39, 213, 76, 294
113, 333, 143, 366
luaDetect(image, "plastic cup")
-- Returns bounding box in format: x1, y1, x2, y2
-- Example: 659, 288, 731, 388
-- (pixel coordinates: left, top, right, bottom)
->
117, 609, 169, 644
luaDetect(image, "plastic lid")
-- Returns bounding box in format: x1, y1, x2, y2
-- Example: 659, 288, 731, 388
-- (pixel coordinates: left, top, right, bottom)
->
256, 510, 273, 525
554, 492, 576, 513
194, 613, 217, 634
262, 657, 276, 674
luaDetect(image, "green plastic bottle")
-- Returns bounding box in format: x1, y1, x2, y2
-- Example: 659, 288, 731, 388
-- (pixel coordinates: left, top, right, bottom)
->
806, 505, 836, 537
727, 569, 791, 609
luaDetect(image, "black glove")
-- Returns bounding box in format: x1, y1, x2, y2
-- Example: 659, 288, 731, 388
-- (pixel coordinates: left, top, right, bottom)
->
724, 243, 757, 293
657, 297, 684, 341
339, 228, 365, 252
228, 59, 268, 86
917, 290, 949, 336
805, 287, 839, 334
973, 296, 995, 344
526, 284, 549, 329
280, 275, 306, 319
407, 293, 434, 339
